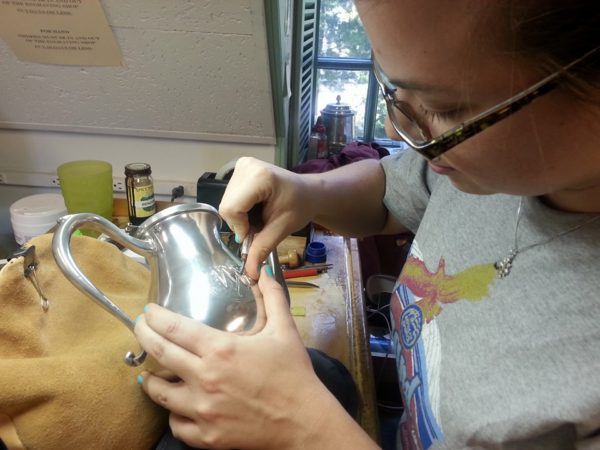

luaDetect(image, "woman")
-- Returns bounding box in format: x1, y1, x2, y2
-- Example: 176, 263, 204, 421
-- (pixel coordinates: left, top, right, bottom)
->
135, 1, 600, 448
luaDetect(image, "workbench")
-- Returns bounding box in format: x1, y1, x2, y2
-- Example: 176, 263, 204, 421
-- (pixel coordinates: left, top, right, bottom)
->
286, 231, 379, 441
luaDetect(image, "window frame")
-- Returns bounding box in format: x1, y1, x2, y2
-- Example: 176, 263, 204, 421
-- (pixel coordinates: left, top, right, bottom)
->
315, 56, 378, 142
285, 0, 405, 168
313, 21, 404, 150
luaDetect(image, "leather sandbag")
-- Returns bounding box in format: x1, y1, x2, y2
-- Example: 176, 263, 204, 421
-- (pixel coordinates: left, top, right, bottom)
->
0, 233, 167, 450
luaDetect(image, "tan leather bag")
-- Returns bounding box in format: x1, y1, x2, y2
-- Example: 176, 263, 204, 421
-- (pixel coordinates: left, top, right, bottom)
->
0, 234, 167, 450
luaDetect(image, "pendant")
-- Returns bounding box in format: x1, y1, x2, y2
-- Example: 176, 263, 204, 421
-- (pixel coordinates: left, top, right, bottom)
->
494, 248, 518, 278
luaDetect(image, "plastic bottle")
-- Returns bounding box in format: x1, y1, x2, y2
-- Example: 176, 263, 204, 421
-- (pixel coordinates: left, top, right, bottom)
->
307, 116, 328, 159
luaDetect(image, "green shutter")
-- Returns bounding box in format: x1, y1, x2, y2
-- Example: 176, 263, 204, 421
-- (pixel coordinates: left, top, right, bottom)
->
288, 0, 319, 167
265, 0, 319, 168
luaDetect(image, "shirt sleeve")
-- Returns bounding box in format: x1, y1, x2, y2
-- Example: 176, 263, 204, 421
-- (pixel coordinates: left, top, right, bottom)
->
380, 150, 440, 234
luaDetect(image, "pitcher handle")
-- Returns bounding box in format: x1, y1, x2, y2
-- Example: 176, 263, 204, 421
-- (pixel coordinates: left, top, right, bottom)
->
52, 213, 156, 366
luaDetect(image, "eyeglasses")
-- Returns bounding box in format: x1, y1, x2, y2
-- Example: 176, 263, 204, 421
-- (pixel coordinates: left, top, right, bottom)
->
373, 47, 598, 160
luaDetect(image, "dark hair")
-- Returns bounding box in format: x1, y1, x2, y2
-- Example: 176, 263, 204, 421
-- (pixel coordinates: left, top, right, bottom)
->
356, 0, 599, 95
506, 1, 599, 94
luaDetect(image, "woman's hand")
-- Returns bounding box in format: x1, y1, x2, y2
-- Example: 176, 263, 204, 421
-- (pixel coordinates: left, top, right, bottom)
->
219, 157, 316, 280
134, 267, 342, 450
219, 157, 392, 280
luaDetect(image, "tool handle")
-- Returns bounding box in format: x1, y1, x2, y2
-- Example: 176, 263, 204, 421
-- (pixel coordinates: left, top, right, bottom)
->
279, 249, 301, 268
239, 203, 262, 274
248, 203, 264, 230
283, 268, 319, 279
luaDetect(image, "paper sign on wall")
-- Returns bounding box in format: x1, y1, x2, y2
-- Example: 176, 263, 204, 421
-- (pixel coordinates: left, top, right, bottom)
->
0, 0, 122, 66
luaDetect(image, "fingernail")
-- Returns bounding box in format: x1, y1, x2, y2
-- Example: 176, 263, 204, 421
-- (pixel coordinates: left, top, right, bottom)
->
136, 374, 144, 385
135, 314, 142, 323
265, 265, 273, 278
235, 233, 241, 244
143, 304, 149, 313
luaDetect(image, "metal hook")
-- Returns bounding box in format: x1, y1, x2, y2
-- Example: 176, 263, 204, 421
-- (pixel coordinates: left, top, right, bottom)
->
9, 246, 50, 312
124, 349, 147, 366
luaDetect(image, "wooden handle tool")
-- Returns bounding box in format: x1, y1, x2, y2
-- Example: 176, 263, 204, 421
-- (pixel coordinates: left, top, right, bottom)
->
279, 249, 301, 268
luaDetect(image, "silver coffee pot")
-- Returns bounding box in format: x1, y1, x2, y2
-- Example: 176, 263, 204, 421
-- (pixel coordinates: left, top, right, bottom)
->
52, 203, 288, 366
320, 95, 355, 155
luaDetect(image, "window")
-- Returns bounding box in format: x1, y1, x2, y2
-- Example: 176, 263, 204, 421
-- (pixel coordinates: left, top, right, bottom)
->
315, 0, 402, 149
286, 0, 404, 167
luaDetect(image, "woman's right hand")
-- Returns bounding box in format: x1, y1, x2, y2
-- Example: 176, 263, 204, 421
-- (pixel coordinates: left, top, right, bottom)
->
219, 157, 316, 280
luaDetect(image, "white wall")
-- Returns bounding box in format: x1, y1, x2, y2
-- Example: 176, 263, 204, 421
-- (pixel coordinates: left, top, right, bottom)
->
0, 128, 274, 247
0, 0, 280, 251
0, 0, 275, 143
0, 129, 275, 196
0, 0, 277, 199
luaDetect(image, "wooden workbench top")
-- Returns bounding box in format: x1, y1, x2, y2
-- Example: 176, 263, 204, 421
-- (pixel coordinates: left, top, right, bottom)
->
288, 232, 378, 441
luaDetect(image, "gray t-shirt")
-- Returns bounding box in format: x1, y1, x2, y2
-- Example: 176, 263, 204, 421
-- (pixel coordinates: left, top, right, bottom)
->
381, 151, 600, 450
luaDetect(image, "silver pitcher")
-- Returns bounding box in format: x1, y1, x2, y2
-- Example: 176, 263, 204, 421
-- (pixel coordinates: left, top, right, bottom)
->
52, 203, 288, 366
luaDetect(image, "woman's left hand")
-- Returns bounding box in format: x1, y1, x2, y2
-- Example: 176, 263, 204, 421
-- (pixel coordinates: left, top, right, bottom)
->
134, 267, 335, 450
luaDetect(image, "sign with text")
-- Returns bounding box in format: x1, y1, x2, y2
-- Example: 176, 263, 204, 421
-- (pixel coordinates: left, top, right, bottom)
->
0, 0, 122, 66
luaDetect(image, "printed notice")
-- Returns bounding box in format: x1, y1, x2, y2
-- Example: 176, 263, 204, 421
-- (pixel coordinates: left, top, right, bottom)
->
0, 0, 122, 66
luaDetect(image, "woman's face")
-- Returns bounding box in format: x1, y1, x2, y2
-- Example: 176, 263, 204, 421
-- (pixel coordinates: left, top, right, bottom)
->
356, 0, 600, 209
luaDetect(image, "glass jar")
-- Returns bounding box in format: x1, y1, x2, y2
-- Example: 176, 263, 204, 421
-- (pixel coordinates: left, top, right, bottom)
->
125, 163, 156, 225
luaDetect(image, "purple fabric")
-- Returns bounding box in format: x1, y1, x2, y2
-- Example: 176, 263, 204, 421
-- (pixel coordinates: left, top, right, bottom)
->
292, 141, 388, 174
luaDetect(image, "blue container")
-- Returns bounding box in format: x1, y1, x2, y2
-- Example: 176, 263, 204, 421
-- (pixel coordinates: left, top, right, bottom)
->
304, 241, 327, 263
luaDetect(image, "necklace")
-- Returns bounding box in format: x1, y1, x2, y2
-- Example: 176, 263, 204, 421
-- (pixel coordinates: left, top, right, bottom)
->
494, 198, 600, 278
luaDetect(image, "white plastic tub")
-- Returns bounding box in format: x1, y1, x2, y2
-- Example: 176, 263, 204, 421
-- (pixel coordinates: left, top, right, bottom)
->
10, 193, 67, 245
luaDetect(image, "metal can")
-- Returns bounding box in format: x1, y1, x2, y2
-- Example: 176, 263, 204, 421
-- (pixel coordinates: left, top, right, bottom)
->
125, 163, 156, 225
320, 95, 355, 155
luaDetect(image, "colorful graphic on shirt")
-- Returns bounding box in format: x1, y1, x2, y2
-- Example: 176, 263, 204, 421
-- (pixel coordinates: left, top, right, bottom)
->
401, 254, 496, 323
391, 242, 496, 450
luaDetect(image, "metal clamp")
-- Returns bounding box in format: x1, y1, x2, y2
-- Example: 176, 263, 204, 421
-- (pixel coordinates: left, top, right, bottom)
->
9, 246, 50, 312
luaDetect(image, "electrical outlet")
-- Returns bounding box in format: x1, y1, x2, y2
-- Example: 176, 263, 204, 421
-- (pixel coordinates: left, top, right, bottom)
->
51, 177, 60, 187
113, 178, 126, 192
